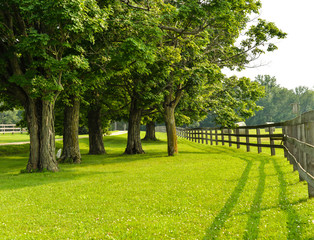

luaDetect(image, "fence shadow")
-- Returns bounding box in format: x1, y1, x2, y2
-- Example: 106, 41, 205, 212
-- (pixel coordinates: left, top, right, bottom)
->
272, 158, 303, 240
203, 158, 253, 240
243, 159, 267, 240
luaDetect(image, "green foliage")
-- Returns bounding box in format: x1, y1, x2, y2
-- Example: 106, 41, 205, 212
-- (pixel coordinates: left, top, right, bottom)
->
0, 109, 23, 124
151, 0, 286, 129
0, 0, 108, 100
207, 76, 265, 127
192, 76, 265, 128
246, 75, 314, 125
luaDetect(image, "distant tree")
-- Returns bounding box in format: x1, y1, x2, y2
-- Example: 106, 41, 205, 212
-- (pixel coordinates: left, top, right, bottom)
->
246, 75, 301, 125
294, 86, 314, 114
0, 109, 23, 124
204, 76, 265, 127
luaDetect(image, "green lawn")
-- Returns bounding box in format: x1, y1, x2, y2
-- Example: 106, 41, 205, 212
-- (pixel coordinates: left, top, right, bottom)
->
0, 133, 65, 144
0, 133, 313, 239
0, 133, 31, 143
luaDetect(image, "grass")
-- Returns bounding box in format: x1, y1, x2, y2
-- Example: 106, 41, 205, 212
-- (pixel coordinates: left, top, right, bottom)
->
0, 132, 313, 239
0, 133, 65, 144
0, 133, 31, 143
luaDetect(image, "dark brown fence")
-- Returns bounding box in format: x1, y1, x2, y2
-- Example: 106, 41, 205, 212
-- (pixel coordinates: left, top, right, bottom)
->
177, 110, 314, 198
282, 111, 314, 198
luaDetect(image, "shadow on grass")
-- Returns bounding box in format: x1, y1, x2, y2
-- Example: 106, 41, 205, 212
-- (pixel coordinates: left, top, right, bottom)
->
178, 140, 235, 155
272, 158, 303, 240
0, 169, 122, 191
0, 144, 29, 157
203, 158, 253, 240
243, 158, 267, 240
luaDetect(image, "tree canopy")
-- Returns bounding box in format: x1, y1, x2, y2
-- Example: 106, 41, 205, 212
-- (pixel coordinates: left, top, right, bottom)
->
0, 0, 289, 168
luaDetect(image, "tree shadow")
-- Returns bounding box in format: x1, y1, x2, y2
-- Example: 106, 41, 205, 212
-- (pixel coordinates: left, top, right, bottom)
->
79, 150, 169, 167
0, 169, 122, 191
203, 158, 253, 240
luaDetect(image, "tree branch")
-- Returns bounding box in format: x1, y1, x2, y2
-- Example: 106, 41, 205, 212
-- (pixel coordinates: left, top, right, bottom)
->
119, 0, 150, 11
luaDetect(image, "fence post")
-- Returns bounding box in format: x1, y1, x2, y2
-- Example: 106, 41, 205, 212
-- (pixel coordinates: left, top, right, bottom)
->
228, 129, 232, 147
215, 129, 218, 145
300, 123, 307, 175
256, 128, 262, 153
246, 128, 250, 152
305, 121, 314, 198
221, 129, 225, 146
282, 126, 288, 158
205, 129, 208, 145
198, 130, 200, 143
236, 129, 240, 149
298, 122, 305, 181
287, 123, 298, 171
210, 130, 213, 145
269, 127, 276, 156
201, 130, 204, 144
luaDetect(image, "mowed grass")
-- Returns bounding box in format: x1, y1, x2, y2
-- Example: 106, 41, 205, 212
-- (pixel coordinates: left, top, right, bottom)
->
0, 133, 64, 144
0, 133, 31, 143
0, 133, 313, 239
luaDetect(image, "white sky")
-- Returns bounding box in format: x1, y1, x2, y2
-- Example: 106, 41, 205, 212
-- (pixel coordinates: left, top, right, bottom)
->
223, 0, 314, 90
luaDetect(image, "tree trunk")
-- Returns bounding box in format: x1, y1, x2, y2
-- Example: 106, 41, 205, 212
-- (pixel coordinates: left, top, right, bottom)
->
125, 99, 144, 154
164, 105, 178, 156
88, 106, 106, 155
25, 97, 59, 172
26, 98, 41, 171
163, 88, 183, 156
142, 121, 157, 141
59, 96, 81, 163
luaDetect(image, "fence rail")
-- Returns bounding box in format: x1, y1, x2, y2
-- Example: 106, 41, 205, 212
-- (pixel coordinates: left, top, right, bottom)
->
177, 125, 284, 155
177, 110, 314, 198
0, 124, 27, 134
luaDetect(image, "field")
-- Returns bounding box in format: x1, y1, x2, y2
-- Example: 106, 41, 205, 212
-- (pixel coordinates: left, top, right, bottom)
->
0, 132, 313, 239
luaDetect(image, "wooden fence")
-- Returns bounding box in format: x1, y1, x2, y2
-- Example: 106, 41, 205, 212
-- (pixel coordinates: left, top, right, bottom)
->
0, 124, 27, 134
177, 110, 314, 198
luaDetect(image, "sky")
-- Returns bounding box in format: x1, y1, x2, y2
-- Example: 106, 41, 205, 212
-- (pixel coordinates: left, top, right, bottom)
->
223, 0, 314, 90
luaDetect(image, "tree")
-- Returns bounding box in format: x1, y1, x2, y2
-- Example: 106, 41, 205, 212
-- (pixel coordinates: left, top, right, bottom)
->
206, 76, 265, 127
155, 0, 286, 155
59, 96, 81, 163
0, 0, 107, 172
294, 86, 314, 114
142, 121, 157, 141
102, 1, 166, 154
56, 62, 91, 163
246, 75, 314, 125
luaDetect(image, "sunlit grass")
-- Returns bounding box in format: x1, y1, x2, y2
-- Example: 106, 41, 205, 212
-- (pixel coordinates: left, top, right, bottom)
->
0, 133, 30, 143
0, 133, 66, 144
0, 132, 313, 239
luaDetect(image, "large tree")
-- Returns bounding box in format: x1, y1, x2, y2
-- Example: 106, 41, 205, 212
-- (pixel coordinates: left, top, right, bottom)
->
155, 0, 286, 155
0, 0, 107, 171
101, 1, 166, 154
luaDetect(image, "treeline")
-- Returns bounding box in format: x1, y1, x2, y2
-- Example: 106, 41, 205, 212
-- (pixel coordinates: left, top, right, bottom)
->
198, 75, 314, 127
247, 75, 314, 125
0, 0, 286, 172
0, 109, 23, 124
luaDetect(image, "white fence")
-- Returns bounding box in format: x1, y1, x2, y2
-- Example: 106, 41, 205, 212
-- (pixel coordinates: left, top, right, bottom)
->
0, 124, 27, 134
